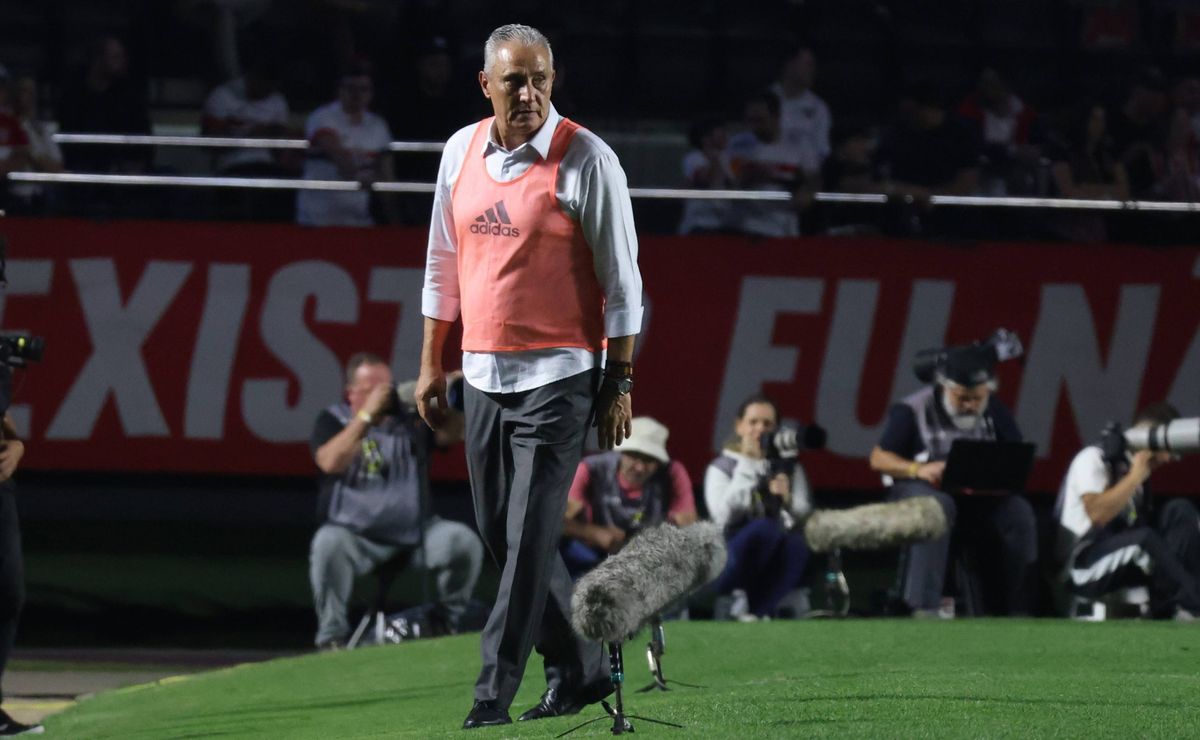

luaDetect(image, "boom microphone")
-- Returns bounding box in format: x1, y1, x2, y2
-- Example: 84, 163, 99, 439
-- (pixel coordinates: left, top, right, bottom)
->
571, 523, 726, 644
804, 497, 947, 553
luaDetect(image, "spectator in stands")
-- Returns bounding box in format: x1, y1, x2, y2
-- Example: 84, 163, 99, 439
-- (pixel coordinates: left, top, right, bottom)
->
1049, 103, 1129, 242
869, 343, 1036, 617
388, 35, 475, 146
201, 56, 293, 176
1151, 107, 1200, 203
310, 353, 483, 648
296, 58, 397, 226
957, 67, 1043, 195
1174, 75, 1200, 143
1108, 68, 1170, 198
727, 91, 803, 238
814, 125, 888, 235
678, 116, 735, 235
770, 47, 831, 183
8, 73, 63, 214
875, 83, 981, 203
388, 35, 477, 223
0, 66, 30, 199
706, 396, 812, 621
1054, 403, 1200, 619
58, 36, 152, 173
561, 417, 697, 577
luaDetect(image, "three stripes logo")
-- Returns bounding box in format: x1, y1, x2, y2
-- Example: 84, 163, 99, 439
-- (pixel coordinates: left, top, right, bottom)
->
470, 200, 521, 237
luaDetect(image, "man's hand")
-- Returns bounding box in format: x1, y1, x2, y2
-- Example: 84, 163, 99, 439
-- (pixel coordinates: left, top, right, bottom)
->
593, 384, 632, 450
1130, 449, 1172, 484
767, 472, 791, 504
592, 525, 627, 554
0, 440, 24, 483
416, 366, 448, 430
917, 461, 945, 487
360, 382, 394, 423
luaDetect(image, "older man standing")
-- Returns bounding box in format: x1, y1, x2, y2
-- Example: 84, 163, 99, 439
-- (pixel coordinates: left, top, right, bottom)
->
415, 24, 643, 730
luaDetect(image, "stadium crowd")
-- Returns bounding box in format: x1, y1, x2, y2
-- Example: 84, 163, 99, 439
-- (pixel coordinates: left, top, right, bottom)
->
0, 1, 1198, 242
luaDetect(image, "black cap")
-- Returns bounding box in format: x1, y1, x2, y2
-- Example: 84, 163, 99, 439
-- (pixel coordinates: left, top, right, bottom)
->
941, 343, 996, 387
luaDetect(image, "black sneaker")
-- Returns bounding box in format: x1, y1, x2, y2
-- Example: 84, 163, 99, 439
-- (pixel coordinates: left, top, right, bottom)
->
0, 709, 43, 735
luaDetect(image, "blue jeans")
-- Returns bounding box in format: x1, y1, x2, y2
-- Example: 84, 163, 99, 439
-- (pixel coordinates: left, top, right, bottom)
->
561, 539, 605, 579
717, 518, 809, 617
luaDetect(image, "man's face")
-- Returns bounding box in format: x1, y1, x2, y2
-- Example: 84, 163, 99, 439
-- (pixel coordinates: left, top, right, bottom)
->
346, 362, 392, 415
745, 101, 778, 142
915, 103, 945, 130
419, 51, 452, 93
782, 49, 815, 90
339, 75, 373, 115
479, 42, 554, 143
15, 77, 36, 115
618, 452, 661, 488
943, 382, 990, 420
102, 38, 128, 78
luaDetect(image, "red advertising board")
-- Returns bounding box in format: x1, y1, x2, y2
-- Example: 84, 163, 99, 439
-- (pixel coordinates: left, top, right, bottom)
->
2, 218, 1197, 493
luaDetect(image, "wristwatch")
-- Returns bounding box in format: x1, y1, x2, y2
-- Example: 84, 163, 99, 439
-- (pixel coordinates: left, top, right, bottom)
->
603, 374, 633, 395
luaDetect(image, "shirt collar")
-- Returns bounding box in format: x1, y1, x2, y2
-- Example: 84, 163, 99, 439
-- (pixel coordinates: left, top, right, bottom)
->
482, 104, 560, 159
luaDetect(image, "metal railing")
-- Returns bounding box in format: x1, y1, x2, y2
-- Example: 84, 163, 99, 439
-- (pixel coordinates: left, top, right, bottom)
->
8, 132, 1199, 213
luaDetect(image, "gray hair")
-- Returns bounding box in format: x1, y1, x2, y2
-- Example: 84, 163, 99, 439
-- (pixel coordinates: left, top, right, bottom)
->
484, 23, 553, 73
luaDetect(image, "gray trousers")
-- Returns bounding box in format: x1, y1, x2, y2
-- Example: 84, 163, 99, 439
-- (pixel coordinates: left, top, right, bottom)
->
465, 370, 606, 709
309, 516, 484, 646
888, 481, 1037, 615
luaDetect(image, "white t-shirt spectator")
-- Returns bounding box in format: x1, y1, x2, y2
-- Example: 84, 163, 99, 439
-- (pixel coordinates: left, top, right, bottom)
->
10, 117, 60, 201
771, 83, 831, 178
726, 131, 801, 238
677, 148, 734, 234
296, 102, 392, 227
203, 78, 289, 171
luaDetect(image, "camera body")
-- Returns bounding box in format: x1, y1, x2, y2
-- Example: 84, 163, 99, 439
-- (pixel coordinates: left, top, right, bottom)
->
755, 422, 826, 522
0, 332, 43, 367
759, 423, 827, 462
913, 328, 1023, 384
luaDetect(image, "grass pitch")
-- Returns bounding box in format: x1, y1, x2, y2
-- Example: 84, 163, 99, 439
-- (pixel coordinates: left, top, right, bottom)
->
44, 619, 1200, 738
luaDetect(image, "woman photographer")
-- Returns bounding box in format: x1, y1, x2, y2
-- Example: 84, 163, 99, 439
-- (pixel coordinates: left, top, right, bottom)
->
705, 395, 812, 620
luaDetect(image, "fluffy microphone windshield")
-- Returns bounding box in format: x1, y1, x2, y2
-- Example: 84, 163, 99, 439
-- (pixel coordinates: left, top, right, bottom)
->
804, 496, 947, 553
571, 522, 726, 644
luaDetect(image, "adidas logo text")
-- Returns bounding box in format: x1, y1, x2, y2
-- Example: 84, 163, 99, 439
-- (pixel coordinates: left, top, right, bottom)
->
470, 200, 521, 237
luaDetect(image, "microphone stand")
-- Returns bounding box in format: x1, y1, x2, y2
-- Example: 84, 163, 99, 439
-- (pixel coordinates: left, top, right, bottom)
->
638, 615, 705, 692
556, 641, 684, 737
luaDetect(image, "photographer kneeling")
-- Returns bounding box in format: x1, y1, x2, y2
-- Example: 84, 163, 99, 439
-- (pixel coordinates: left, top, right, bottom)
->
869, 343, 1036, 616
1055, 403, 1200, 619
561, 417, 697, 578
705, 395, 812, 621
309, 353, 483, 649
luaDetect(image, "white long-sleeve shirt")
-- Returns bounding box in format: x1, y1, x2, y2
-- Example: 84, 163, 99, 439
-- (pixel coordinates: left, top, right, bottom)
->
422, 105, 644, 393
704, 449, 812, 530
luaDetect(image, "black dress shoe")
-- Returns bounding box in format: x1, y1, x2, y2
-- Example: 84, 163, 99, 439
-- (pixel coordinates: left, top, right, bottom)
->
462, 700, 511, 730
517, 680, 614, 722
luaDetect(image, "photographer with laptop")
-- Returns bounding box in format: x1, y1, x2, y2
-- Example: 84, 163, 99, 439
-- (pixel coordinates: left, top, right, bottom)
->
869, 337, 1037, 617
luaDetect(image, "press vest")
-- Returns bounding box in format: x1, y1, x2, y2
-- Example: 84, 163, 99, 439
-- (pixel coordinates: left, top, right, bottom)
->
322, 402, 424, 546
581, 451, 669, 532
902, 385, 997, 462
452, 117, 606, 352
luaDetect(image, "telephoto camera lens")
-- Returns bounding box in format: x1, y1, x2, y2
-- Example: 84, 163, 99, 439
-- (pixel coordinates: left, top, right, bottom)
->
1124, 418, 1200, 455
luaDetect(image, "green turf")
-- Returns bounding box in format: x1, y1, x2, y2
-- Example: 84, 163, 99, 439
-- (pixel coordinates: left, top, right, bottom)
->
43, 619, 1200, 738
